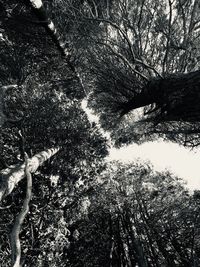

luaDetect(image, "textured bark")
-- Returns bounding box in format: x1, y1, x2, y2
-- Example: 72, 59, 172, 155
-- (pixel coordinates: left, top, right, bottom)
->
11, 153, 32, 267
121, 212, 148, 267
29, 0, 86, 93
0, 147, 60, 202
120, 70, 200, 122
109, 215, 115, 267
29, 0, 69, 58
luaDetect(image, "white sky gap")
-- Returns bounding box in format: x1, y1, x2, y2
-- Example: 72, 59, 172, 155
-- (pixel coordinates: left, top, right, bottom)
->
82, 100, 200, 191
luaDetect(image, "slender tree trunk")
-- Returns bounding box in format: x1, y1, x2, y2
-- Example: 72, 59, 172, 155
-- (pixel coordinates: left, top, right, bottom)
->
109, 214, 115, 267
0, 147, 60, 202
11, 153, 32, 267
116, 216, 129, 267
28, 0, 86, 95
138, 197, 177, 266
120, 215, 137, 267
126, 213, 148, 267
29, 0, 69, 58
121, 211, 148, 267
137, 207, 160, 267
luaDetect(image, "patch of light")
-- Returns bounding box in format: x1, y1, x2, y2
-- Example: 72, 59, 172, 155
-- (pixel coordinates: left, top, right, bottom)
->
30, 0, 43, 9
81, 99, 111, 141
50, 175, 59, 187
108, 141, 200, 191
48, 21, 55, 31
81, 103, 200, 191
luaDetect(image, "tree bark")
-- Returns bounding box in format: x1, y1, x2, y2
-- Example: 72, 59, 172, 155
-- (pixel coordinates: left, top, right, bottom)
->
122, 211, 148, 267
29, 0, 69, 58
11, 153, 32, 267
0, 147, 60, 202
120, 70, 200, 122
29, 0, 86, 94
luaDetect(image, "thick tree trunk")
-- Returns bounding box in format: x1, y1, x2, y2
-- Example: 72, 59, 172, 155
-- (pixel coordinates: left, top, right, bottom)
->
120, 70, 200, 122
0, 147, 60, 202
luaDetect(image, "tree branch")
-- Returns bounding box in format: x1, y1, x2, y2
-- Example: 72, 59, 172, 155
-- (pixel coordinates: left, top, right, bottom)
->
96, 40, 149, 81
0, 147, 60, 202
10, 153, 32, 267
86, 16, 162, 78
85, 17, 136, 62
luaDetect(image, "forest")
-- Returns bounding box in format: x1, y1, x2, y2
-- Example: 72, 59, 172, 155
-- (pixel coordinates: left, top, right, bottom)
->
0, 0, 200, 266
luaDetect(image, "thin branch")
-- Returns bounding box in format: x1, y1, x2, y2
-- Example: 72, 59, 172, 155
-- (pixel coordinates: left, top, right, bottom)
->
135, 58, 163, 79
162, 0, 173, 74
87, 17, 162, 78
10, 153, 32, 267
137, 0, 146, 56
85, 17, 136, 62
96, 41, 149, 81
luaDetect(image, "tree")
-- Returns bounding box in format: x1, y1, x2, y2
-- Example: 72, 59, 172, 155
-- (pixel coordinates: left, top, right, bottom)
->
66, 161, 200, 266
1, 0, 200, 265
66, 0, 200, 147
0, 1, 108, 265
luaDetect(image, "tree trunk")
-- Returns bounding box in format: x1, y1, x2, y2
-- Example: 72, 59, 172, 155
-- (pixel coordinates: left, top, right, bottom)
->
29, 0, 86, 94
29, 0, 69, 58
120, 70, 200, 122
120, 215, 137, 267
11, 153, 32, 267
122, 211, 148, 267
0, 147, 60, 202
138, 197, 177, 267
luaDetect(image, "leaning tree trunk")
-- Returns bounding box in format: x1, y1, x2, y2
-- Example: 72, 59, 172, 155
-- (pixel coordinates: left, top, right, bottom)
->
29, 0, 76, 72
0, 147, 60, 202
29, 0, 69, 58
29, 0, 86, 93
120, 70, 200, 122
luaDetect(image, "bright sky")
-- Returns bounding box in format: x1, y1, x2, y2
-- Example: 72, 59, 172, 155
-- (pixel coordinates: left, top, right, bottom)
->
82, 100, 200, 191
108, 141, 200, 191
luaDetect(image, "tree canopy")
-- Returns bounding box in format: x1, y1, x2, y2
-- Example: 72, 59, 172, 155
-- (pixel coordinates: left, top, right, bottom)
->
0, 0, 200, 266
72, 0, 200, 147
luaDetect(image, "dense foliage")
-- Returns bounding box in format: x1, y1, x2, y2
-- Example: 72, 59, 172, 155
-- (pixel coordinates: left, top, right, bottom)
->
67, 162, 200, 266
0, 0, 200, 266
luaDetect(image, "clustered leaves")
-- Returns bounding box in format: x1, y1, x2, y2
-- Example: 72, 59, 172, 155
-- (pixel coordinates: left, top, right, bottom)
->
1, 0, 200, 266
67, 162, 200, 266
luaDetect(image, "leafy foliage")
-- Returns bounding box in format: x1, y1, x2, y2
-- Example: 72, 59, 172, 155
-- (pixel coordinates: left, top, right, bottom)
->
61, 0, 200, 147
0, 0, 200, 266
67, 162, 200, 266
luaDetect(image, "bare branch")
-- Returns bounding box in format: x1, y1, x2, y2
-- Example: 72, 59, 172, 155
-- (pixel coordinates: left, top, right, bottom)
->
85, 17, 136, 62
162, 0, 173, 74
96, 40, 149, 81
